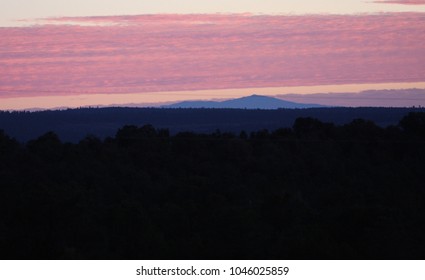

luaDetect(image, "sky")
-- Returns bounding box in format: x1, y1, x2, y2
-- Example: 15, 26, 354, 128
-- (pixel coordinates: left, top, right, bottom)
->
1, 0, 425, 25
1, 0, 425, 109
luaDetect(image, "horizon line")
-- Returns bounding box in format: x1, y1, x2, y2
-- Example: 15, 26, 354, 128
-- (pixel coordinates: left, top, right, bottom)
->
1, 82, 425, 111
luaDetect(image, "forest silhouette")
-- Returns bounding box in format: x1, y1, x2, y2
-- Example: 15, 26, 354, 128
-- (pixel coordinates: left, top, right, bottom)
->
2, 107, 425, 142
1, 112, 425, 259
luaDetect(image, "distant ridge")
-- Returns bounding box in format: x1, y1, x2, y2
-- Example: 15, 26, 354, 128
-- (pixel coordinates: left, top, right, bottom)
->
164, 94, 326, 109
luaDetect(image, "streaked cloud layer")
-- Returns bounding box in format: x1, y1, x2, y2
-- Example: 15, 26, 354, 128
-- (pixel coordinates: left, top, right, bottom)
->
375, 0, 425, 5
1, 13, 425, 104
279, 89, 425, 107
2, 0, 425, 27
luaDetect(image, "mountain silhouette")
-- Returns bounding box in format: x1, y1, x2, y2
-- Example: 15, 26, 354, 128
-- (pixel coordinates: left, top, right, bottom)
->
164, 94, 326, 109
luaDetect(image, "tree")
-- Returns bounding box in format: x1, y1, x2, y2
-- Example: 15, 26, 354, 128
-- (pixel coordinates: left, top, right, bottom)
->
399, 112, 425, 136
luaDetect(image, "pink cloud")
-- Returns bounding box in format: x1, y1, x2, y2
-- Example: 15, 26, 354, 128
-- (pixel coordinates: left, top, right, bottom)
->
374, 0, 425, 5
0, 13, 425, 98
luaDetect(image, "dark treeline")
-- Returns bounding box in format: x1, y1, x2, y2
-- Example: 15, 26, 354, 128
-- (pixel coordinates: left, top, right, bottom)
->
2, 107, 425, 142
1, 112, 425, 259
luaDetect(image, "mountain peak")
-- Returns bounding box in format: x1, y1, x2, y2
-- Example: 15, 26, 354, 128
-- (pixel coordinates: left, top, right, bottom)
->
248, 94, 264, 97
164, 95, 326, 109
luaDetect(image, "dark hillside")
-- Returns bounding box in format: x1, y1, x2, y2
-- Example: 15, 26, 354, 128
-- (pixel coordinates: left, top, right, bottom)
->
1, 112, 425, 259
